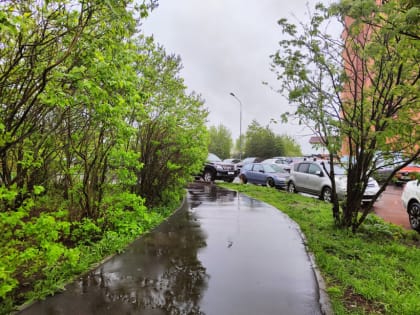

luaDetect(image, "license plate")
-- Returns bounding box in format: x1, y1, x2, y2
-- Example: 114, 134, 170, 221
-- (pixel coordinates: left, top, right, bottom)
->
228, 172, 234, 175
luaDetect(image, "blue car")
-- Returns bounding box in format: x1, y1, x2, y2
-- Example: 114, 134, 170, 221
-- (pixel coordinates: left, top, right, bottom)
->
239, 163, 290, 189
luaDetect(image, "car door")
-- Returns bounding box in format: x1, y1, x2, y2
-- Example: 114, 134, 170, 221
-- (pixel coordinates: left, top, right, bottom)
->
306, 163, 326, 195
251, 163, 265, 185
294, 163, 310, 191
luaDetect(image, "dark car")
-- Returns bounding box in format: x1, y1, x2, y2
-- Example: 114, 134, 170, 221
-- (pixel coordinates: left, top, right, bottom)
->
223, 158, 241, 164
239, 163, 290, 189
197, 153, 238, 182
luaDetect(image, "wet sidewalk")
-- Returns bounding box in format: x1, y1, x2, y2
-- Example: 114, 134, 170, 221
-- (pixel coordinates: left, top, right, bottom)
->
19, 183, 326, 315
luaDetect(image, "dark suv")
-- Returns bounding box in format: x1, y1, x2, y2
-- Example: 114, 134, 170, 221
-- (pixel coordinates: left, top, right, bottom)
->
198, 153, 238, 182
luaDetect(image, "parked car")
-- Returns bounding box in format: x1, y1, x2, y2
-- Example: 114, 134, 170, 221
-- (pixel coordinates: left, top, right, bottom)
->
287, 160, 380, 203
223, 158, 241, 165
196, 153, 238, 183
395, 164, 420, 185
236, 157, 263, 171
371, 152, 403, 184
239, 163, 290, 189
267, 156, 293, 164
401, 180, 420, 232
261, 158, 292, 172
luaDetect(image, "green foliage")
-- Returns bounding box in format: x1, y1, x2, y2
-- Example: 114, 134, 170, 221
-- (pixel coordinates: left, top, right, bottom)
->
208, 124, 232, 159
243, 120, 302, 158
270, 0, 420, 230
0, 0, 207, 311
276, 134, 302, 157
219, 183, 420, 314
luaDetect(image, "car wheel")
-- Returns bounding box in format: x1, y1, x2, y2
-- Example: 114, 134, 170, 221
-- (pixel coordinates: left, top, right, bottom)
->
239, 174, 247, 184
203, 170, 214, 182
266, 178, 275, 188
321, 187, 332, 203
288, 182, 296, 193
408, 201, 420, 232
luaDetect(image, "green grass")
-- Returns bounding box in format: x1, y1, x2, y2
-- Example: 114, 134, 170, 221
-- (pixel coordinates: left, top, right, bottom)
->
218, 182, 420, 315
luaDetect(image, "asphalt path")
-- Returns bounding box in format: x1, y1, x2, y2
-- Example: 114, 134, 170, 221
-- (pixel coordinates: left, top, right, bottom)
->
373, 184, 411, 230
19, 182, 328, 315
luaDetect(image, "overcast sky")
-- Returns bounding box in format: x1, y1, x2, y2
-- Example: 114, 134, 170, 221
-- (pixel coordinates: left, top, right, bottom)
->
141, 0, 336, 154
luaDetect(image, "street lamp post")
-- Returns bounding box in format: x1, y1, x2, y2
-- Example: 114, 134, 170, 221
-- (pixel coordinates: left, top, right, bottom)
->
229, 92, 242, 160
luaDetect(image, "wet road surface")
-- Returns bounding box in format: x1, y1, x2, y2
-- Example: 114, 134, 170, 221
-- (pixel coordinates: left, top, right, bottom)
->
373, 184, 411, 230
19, 183, 323, 315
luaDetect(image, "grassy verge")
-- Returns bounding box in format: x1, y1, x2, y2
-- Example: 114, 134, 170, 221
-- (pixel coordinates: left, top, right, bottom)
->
218, 182, 420, 315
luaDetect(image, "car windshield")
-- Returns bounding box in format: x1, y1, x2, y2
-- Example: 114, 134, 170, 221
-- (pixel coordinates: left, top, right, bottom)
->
261, 164, 279, 173
241, 157, 255, 164
207, 153, 222, 162
268, 164, 287, 173
320, 162, 346, 175
331, 165, 346, 175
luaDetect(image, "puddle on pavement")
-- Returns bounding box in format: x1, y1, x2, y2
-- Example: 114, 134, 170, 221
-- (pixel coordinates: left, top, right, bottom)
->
19, 182, 322, 315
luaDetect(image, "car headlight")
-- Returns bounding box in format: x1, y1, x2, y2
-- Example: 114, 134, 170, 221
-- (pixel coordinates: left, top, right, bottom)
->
367, 178, 379, 188
216, 165, 224, 171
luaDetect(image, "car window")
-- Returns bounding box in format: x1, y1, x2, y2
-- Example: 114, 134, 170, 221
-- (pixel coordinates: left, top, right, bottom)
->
269, 164, 287, 173
253, 164, 263, 172
308, 164, 321, 175
208, 153, 222, 162
242, 157, 255, 164
297, 163, 309, 173
262, 164, 277, 173
242, 163, 252, 171
319, 162, 346, 175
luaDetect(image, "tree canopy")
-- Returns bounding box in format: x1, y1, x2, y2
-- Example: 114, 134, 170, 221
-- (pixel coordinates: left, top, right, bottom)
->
0, 0, 208, 310
270, 0, 419, 231
208, 124, 232, 159
244, 120, 302, 158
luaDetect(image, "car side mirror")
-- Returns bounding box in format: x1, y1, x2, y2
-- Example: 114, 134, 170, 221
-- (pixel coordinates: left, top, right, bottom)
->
316, 171, 323, 177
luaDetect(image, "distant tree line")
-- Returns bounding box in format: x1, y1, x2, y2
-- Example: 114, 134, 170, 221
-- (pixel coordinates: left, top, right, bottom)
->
208, 120, 302, 159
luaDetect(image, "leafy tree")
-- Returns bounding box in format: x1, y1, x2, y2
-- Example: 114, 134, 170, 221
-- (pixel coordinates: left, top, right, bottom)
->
244, 120, 275, 158
243, 121, 271, 157
270, 0, 420, 231
208, 124, 232, 159
243, 120, 302, 158
277, 135, 302, 157
129, 40, 209, 207
0, 0, 208, 309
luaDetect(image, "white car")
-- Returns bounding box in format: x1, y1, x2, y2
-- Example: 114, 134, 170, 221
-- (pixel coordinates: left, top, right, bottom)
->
401, 180, 420, 232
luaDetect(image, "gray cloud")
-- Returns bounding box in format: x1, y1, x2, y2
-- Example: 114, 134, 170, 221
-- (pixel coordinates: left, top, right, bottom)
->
142, 0, 334, 154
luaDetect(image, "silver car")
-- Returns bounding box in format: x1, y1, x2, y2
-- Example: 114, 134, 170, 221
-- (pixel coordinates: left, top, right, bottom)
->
287, 160, 380, 203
